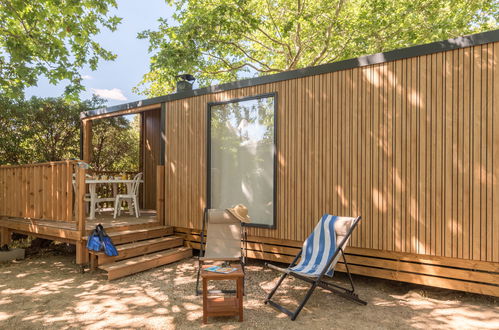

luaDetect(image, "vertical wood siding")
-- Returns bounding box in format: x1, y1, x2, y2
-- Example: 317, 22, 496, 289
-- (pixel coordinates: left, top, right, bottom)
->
165, 42, 499, 263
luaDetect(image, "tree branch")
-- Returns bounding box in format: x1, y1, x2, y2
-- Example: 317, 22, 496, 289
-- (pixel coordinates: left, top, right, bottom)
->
234, 2, 293, 59
202, 51, 282, 74
223, 40, 274, 71
310, 3, 347, 65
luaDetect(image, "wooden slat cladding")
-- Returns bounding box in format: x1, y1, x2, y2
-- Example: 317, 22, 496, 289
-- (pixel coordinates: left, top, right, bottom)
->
0, 161, 76, 222
175, 227, 499, 297
165, 42, 499, 264
156, 165, 165, 225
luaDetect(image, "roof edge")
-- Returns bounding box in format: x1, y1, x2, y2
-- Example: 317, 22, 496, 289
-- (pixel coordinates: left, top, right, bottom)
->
81, 29, 499, 119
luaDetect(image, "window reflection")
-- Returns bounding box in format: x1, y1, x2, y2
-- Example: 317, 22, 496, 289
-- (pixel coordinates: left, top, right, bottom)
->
210, 95, 275, 226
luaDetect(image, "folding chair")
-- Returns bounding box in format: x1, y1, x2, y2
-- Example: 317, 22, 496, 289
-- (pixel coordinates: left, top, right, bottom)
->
195, 208, 248, 295
265, 214, 366, 320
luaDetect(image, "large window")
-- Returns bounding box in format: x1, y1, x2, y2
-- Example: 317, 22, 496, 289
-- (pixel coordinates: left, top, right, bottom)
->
208, 94, 276, 227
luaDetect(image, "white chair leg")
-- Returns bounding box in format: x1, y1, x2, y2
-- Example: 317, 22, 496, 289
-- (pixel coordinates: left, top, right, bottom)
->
117, 199, 122, 217
128, 198, 134, 216
133, 196, 139, 218
130, 198, 135, 217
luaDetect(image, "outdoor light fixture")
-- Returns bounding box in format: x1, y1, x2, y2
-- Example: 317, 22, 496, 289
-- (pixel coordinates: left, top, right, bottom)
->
176, 74, 195, 92
176, 74, 195, 82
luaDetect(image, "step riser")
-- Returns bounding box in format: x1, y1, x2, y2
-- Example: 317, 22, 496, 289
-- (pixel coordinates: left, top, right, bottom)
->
98, 238, 184, 265
110, 228, 174, 244
106, 248, 193, 280
88, 222, 161, 235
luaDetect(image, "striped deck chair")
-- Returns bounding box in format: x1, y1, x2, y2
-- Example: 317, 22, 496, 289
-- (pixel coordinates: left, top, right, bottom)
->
265, 214, 366, 320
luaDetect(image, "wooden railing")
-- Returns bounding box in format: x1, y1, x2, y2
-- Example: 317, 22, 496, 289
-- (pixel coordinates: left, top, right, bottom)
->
0, 160, 77, 222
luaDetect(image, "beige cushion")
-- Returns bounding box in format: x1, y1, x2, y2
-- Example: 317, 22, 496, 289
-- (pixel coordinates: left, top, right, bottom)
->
204, 209, 242, 259
334, 217, 355, 248
208, 209, 239, 224
325, 216, 356, 274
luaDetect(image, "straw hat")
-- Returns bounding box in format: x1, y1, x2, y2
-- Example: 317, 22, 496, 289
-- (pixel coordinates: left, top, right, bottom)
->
227, 204, 251, 223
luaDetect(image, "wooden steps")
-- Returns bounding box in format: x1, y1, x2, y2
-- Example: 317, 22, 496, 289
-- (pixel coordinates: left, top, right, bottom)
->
95, 236, 184, 265
88, 221, 161, 234
100, 247, 192, 280
104, 226, 174, 244
88, 225, 191, 280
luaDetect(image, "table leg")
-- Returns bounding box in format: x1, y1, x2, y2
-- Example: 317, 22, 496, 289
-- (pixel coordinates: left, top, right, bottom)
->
112, 183, 118, 197
112, 183, 118, 213
238, 277, 243, 322
203, 278, 208, 324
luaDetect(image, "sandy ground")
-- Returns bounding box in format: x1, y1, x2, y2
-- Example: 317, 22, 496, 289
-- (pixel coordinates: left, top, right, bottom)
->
0, 253, 498, 330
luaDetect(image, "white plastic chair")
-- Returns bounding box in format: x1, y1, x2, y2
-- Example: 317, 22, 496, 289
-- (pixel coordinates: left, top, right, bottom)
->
113, 172, 142, 219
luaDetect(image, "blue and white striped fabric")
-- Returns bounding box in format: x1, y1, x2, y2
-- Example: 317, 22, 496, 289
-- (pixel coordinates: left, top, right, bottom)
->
290, 214, 338, 277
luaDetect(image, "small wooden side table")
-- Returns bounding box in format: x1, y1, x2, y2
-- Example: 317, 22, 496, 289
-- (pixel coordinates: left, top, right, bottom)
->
201, 264, 244, 324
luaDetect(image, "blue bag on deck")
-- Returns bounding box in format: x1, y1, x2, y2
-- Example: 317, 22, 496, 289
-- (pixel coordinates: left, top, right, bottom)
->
96, 224, 119, 257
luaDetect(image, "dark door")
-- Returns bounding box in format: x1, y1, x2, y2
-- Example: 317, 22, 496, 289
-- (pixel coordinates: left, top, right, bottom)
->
142, 109, 161, 210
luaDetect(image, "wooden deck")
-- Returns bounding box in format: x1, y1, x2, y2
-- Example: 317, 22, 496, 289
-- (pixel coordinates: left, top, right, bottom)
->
0, 209, 159, 243
0, 209, 195, 280
86, 209, 158, 231
0, 161, 167, 265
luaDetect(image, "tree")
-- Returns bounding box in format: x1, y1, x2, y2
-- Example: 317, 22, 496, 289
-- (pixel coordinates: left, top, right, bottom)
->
0, 96, 25, 164
90, 114, 140, 173
136, 0, 499, 97
0, 0, 121, 99
0, 96, 105, 164
0, 96, 141, 171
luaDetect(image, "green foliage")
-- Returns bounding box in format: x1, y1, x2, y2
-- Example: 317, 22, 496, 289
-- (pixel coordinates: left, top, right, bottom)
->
0, 0, 121, 99
90, 114, 140, 173
136, 0, 499, 97
0, 96, 140, 172
0, 96, 104, 164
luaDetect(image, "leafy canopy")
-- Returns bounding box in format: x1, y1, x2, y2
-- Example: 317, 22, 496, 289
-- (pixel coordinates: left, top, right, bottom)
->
0, 96, 103, 164
0, 96, 140, 173
0, 0, 121, 99
91, 114, 140, 173
137, 0, 499, 97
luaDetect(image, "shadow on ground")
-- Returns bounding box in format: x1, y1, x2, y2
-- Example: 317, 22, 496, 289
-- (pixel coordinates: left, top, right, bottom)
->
0, 254, 497, 329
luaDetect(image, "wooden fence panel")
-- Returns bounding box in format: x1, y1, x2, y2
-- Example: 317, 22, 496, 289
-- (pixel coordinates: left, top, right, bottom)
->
0, 161, 76, 222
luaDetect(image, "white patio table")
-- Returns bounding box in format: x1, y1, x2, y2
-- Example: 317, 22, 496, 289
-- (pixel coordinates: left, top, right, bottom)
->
75, 179, 143, 220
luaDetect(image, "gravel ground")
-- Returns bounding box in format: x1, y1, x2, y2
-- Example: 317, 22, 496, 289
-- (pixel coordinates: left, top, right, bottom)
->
0, 253, 498, 329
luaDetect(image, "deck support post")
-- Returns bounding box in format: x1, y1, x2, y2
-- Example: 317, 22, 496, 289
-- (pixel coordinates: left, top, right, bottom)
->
75, 165, 88, 265
156, 165, 165, 226
81, 119, 92, 163
76, 241, 88, 265
0, 227, 11, 246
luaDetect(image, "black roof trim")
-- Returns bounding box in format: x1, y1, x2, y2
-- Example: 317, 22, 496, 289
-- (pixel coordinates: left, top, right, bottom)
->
81, 29, 499, 119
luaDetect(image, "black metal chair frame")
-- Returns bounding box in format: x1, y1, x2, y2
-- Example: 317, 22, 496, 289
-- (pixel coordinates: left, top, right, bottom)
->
264, 216, 367, 320
195, 208, 248, 295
